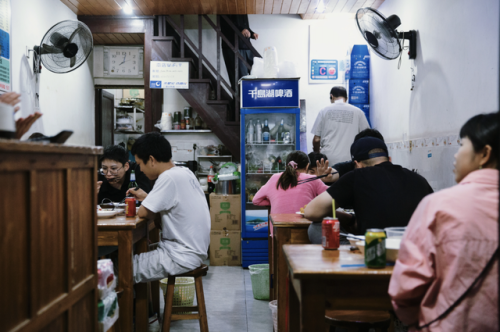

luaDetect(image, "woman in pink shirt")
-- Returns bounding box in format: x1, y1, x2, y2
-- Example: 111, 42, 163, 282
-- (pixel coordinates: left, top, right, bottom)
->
389, 113, 498, 331
252, 151, 330, 214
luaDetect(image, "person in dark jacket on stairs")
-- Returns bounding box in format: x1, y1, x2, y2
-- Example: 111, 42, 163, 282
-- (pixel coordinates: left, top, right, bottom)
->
220, 15, 259, 92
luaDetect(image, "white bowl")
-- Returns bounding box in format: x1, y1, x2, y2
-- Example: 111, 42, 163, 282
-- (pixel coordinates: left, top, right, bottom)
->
355, 238, 401, 262
97, 209, 123, 218
346, 234, 364, 247
384, 227, 406, 239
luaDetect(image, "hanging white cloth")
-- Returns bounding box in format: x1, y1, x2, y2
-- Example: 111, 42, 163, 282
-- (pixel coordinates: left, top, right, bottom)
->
19, 54, 44, 138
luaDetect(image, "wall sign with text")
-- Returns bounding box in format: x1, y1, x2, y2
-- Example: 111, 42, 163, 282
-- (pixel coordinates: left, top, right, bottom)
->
149, 61, 189, 89
310, 59, 340, 82
0, 0, 11, 92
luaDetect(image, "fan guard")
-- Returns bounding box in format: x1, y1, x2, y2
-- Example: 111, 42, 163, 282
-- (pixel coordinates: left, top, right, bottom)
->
356, 7, 416, 60
35, 20, 93, 73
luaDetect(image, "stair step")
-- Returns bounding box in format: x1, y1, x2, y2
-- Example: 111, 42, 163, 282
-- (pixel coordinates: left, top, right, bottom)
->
207, 100, 229, 105
189, 79, 212, 84
170, 57, 195, 64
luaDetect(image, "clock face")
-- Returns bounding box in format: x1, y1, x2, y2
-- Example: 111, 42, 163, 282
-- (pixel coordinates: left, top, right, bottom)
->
109, 49, 140, 76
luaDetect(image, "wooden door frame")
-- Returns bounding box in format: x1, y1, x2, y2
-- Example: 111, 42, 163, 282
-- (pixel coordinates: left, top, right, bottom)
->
80, 16, 155, 132
94, 89, 115, 146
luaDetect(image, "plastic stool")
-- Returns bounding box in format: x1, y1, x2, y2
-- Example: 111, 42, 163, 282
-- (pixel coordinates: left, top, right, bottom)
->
161, 265, 209, 332
325, 310, 391, 332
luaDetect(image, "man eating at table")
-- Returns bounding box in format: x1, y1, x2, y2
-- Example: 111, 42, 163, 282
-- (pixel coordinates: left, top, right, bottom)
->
305, 137, 433, 240
127, 132, 210, 283
97, 145, 152, 204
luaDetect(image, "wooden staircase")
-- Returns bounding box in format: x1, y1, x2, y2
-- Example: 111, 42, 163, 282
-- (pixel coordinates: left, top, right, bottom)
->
152, 15, 261, 157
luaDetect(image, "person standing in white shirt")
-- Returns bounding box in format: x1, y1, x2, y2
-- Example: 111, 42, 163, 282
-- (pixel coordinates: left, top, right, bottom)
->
311, 86, 370, 164
127, 132, 210, 284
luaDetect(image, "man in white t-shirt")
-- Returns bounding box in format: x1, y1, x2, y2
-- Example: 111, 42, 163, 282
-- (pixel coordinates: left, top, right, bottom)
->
311, 86, 370, 164
127, 132, 210, 283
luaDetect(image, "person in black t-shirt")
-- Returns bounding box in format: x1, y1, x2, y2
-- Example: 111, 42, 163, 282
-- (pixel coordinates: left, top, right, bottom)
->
220, 15, 259, 91
305, 137, 433, 242
97, 145, 152, 204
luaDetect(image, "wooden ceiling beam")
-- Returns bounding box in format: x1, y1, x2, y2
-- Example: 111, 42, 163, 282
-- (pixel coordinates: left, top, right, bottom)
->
60, 0, 79, 14
280, 0, 293, 14
288, 0, 302, 14
247, 0, 256, 14
68, 0, 99, 15
256, 0, 265, 14
63, 0, 384, 17
263, 0, 273, 14
271, 0, 283, 14
341, 0, 358, 13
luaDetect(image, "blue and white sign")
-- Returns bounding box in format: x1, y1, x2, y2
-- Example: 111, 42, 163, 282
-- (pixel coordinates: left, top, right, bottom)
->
150, 61, 189, 89
240, 79, 299, 108
310, 60, 338, 81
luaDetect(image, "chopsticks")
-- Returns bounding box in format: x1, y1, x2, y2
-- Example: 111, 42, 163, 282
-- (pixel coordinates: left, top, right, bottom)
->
297, 172, 338, 185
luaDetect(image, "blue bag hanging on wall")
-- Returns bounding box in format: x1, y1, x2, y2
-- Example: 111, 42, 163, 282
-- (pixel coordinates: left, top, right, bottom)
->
349, 79, 369, 104
350, 45, 370, 79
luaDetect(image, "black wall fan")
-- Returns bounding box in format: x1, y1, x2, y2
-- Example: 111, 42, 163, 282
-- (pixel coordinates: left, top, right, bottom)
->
33, 20, 93, 73
356, 7, 416, 60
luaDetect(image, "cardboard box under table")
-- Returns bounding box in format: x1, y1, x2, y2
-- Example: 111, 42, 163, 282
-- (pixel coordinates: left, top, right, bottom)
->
210, 230, 241, 266
209, 193, 241, 230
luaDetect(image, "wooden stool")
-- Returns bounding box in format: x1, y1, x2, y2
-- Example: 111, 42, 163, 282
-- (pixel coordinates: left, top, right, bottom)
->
161, 265, 209, 332
325, 310, 391, 332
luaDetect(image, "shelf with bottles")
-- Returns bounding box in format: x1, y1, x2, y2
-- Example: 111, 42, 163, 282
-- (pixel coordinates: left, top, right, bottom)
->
245, 114, 296, 146
246, 142, 295, 146
162, 130, 212, 133
114, 105, 145, 113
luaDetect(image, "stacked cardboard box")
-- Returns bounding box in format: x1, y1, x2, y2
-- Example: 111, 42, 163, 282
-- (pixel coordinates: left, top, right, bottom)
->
209, 193, 241, 266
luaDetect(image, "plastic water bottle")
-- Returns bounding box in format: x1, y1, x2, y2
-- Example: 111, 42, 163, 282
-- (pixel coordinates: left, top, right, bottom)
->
255, 119, 262, 143
247, 119, 254, 144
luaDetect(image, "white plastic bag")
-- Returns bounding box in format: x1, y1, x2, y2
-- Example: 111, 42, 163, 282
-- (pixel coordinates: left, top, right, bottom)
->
250, 57, 264, 78
97, 259, 116, 300
98, 291, 119, 331
263, 47, 279, 78
278, 60, 298, 78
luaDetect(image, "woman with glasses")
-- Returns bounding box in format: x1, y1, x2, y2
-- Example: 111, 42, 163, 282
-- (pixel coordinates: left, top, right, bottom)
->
97, 145, 152, 204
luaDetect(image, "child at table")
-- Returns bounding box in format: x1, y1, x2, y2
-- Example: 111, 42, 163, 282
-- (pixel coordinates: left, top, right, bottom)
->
252, 150, 332, 214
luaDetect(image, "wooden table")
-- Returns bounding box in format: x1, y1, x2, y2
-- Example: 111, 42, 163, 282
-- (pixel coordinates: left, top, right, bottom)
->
98, 216, 159, 332
284, 244, 394, 332
269, 214, 312, 332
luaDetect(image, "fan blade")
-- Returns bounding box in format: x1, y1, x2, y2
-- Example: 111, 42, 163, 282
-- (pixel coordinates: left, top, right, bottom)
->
70, 56, 76, 67
41, 43, 63, 54
68, 27, 83, 43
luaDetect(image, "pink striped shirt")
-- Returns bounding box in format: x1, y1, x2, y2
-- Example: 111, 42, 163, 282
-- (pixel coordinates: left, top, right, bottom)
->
252, 173, 328, 214
389, 169, 498, 331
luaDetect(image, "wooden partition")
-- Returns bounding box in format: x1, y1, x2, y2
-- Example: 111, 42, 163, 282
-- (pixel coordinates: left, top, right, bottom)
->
0, 140, 102, 332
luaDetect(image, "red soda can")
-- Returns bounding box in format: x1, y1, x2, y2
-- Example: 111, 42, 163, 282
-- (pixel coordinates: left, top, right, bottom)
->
125, 197, 136, 217
322, 217, 340, 250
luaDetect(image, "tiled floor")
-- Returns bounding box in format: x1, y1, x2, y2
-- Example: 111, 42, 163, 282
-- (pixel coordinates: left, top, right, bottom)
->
150, 265, 274, 332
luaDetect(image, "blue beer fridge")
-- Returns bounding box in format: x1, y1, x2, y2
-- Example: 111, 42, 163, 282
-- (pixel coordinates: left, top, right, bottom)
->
240, 78, 300, 268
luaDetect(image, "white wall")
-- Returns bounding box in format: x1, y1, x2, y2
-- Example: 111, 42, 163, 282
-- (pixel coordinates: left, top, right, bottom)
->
372, 0, 499, 142
12, 0, 95, 145
370, 0, 499, 190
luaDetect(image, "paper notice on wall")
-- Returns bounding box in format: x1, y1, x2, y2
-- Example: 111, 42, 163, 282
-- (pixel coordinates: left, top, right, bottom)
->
308, 25, 346, 84
150, 61, 189, 89
0, 0, 11, 93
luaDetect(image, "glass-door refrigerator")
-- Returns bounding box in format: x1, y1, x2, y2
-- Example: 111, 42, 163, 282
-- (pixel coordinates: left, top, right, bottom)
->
240, 78, 300, 268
